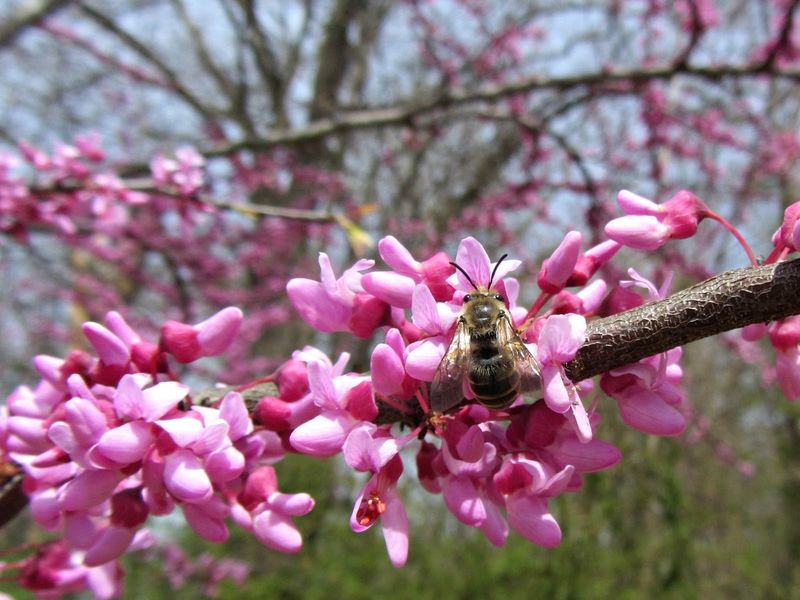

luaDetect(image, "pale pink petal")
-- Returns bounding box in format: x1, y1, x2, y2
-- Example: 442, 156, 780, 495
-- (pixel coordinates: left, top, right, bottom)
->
182, 503, 230, 542
112, 374, 146, 420
289, 411, 357, 456
85, 561, 123, 600
156, 416, 204, 447
404, 337, 448, 381
33, 354, 67, 389
538, 314, 586, 363
506, 493, 561, 547
411, 284, 443, 333
617, 389, 686, 436
380, 488, 409, 568
266, 492, 315, 516
82, 322, 130, 366
542, 365, 570, 413
286, 278, 351, 332
479, 500, 508, 547
442, 476, 486, 526
64, 512, 97, 549
104, 311, 140, 346
191, 421, 229, 455
605, 215, 670, 250
378, 235, 420, 274
361, 271, 416, 308
343, 424, 400, 472
549, 438, 622, 472
370, 343, 405, 396
64, 397, 109, 445
306, 360, 340, 410
204, 447, 245, 483
567, 396, 593, 443
454, 237, 491, 288
617, 189, 661, 215
163, 448, 213, 502
195, 307, 243, 355
7, 415, 48, 448
537, 231, 582, 293
96, 421, 155, 464
539, 465, 575, 497
219, 392, 253, 440
58, 470, 122, 511
253, 510, 303, 553
141, 381, 189, 421
48, 421, 78, 456
29, 489, 60, 530
84, 525, 135, 566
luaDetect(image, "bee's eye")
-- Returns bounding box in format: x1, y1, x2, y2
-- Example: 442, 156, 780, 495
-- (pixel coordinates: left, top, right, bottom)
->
495, 294, 504, 302
463, 294, 472, 303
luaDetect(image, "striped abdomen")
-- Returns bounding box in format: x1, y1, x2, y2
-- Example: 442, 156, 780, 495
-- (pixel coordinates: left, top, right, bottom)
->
467, 331, 521, 409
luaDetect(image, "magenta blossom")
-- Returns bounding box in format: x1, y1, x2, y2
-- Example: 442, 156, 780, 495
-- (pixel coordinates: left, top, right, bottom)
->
344, 423, 411, 567
537, 230, 582, 294
361, 235, 455, 306
534, 314, 592, 441
605, 189, 710, 250
287, 253, 390, 338
288, 348, 377, 456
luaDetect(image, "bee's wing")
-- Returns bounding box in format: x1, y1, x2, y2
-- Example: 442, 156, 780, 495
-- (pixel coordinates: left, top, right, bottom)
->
429, 319, 471, 413
497, 311, 542, 395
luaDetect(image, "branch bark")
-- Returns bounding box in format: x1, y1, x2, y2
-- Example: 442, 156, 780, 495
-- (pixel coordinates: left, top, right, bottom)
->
563, 257, 800, 381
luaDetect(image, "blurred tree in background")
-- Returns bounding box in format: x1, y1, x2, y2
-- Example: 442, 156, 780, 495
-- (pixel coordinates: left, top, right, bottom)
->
1, 0, 800, 597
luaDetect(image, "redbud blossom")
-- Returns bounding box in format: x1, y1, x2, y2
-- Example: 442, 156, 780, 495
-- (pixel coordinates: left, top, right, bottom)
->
160, 307, 243, 363
605, 189, 709, 250
769, 316, 800, 400
537, 230, 582, 293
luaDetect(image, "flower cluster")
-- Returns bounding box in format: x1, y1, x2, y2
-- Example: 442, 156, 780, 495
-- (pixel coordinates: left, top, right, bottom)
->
283, 235, 629, 564
6, 184, 798, 593
0, 307, 313, 598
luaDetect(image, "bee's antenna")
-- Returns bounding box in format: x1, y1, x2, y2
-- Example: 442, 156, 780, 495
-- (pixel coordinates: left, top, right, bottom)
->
449, 261, 478, 290
488, 254, 508, 289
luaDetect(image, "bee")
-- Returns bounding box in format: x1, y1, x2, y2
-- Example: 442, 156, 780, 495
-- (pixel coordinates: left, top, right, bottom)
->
430, 254, 542, 413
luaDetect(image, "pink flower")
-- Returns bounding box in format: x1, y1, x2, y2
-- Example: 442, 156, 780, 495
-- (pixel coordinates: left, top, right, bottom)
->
361, 236, 455, 306
537, 230, 582, 293
150, 146, 205, 196
605, 189, 710, 250
232, 466, 315, 553
287, 254, 390, 338
600, 348, 687, 435
345, 424, 409, 567
774, 201, 800, 253
769, 316, 800, 400
160, 307, 243, 363
493, 455, 573, 547
448, 236, 521, 292
535, 314, 591, 441
17, 540, 123, 599
567, 240, 621, 286
288, 350, 376, 456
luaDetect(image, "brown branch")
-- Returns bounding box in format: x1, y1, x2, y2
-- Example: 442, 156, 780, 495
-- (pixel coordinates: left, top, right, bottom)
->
760, 0, 800, 68
198, 61, 800, 156
77, 2, 223, 119
564, 258, 800, 381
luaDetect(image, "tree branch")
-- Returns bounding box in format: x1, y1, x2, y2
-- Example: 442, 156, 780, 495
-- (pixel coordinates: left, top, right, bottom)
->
200, 62, 800, 155
563, 258, 800, 381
